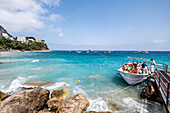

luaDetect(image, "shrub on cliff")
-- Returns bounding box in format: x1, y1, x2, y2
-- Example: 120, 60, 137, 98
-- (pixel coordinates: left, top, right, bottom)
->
0, 37, 48, 51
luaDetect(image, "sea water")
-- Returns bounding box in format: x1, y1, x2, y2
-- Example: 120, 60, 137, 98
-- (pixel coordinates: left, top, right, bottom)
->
0, 51, 170, 112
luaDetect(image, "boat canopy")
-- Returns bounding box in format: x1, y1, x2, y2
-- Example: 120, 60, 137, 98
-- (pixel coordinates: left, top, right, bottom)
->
122, 56, 151, 66
125, 56, 150, 61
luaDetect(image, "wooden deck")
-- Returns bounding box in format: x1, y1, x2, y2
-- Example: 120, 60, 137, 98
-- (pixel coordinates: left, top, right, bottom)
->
155, 69, 170, 113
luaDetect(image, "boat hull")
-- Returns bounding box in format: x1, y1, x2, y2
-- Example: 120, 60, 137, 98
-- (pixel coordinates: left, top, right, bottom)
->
118, 68, 148, 85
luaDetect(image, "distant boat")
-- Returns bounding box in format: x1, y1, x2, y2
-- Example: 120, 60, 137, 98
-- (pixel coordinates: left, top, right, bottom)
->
137, 51, 149, 54
108, 51, 111, 53
88, 49, 93, 51
77, 50, 82, 53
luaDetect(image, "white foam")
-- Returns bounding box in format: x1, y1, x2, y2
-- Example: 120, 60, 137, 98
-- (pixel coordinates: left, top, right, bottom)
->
87, 97, 111, 112
73, 86, 87, 95
122, 97, 149, 113
31, 67, 42, 70
72, 86, 111, 112
42, 82, 71, 90
31, 60, 41, 62
89, 74, 101, 79
2, 75, 35, 93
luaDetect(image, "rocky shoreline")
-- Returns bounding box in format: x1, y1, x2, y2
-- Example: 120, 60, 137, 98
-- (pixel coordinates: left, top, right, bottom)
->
0, 81, 115, 113
0, 78, 164, 113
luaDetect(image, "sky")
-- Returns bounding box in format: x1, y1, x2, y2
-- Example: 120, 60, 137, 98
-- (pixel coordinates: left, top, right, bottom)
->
0, 0, 170, 50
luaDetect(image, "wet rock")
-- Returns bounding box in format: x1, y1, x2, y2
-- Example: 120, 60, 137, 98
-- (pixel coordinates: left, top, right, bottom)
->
86, 111, 97, 113
47, 98, 63, 110
58, 93, 90, 113
86, 111, 112, 113
0, 91, 9, 102
141, 82, 163, 103
108, 102, 121, 111
24, 81, 55, 87
38, 107, 55, 113
0, 87, 50, 113
51, 88, 70, 99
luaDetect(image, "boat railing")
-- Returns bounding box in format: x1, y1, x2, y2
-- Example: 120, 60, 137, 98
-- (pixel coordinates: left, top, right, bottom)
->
155, 64, 170, 106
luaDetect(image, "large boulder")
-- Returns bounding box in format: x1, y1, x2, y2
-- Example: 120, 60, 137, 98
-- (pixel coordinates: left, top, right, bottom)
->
0, 87, 50, 113
51, 88, 70, 99
0, 91, 9, 102
47, 98, 63, 110
58, 93, 90, 113
141, 83, 163, 103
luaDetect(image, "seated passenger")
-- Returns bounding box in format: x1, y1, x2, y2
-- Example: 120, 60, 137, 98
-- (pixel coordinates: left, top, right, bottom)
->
133, 66, 138, 74
125, 64, 129, 71
130, 65, 134, 73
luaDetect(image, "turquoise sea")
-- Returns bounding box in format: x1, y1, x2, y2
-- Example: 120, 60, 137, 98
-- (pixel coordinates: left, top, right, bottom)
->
0, 51, 170, 112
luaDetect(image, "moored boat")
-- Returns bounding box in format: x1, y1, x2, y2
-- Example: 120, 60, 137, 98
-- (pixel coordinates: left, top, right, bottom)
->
118, 68, 148, 85
118, 57, 151, 85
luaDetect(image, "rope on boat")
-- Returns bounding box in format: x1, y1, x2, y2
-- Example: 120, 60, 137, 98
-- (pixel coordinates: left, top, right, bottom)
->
103, 76, 149, 100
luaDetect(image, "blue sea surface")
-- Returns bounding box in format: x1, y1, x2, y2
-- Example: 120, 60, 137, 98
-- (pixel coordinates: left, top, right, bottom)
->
0, 51, 169, 112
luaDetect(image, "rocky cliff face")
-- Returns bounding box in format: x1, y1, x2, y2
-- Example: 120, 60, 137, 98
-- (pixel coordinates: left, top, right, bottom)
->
0, 25, 13, 38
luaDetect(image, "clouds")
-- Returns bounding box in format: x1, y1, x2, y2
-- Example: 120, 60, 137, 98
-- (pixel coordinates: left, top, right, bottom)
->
0, 0, 63, 33
40, 0, 60, 6
126, 26, 133, 30
152, 40, 168, 44
47, 14, 65, 21
58, 32, 64, 37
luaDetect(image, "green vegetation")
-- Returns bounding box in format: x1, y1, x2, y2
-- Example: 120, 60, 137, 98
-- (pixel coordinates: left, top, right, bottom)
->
0, 37, 49, 51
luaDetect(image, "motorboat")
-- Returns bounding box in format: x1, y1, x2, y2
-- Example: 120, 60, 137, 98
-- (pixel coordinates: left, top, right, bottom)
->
137, 51, 149, 54
118, 57, 151, 85
77, 50, 82, 53
88, 49, 93, 51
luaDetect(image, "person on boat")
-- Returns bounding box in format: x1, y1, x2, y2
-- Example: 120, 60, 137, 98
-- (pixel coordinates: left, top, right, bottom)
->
138, 62, 142, 68
133, 64, 138, 74
125, 64, 129, 71
150, 59, 156, 73
137, 65, 142, 74
142, 62, 147, 74
122, 65, 125, 72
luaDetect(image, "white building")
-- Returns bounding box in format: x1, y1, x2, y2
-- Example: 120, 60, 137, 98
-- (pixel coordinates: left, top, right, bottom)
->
2, 33, 14, 40
17, 37, 28, 44
28, 39, 35, 42
2, 33, 9, 38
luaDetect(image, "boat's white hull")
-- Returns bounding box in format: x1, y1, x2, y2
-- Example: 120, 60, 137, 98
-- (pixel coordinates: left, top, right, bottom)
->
118, 68, 148, 85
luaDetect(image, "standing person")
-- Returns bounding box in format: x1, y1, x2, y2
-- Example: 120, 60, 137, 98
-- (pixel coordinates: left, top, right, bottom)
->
137, 65, 142, 74
150, 59, 156, 73
122, 65, 125, 72
139, 62, 142, 68
142, 62, 147, 74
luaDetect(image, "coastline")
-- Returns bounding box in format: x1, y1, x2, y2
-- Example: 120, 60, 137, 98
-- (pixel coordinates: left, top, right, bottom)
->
0, 50, 21, 55
0, 51, 168, 112
0, 50, 52, 55
24, 50, 52, 52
